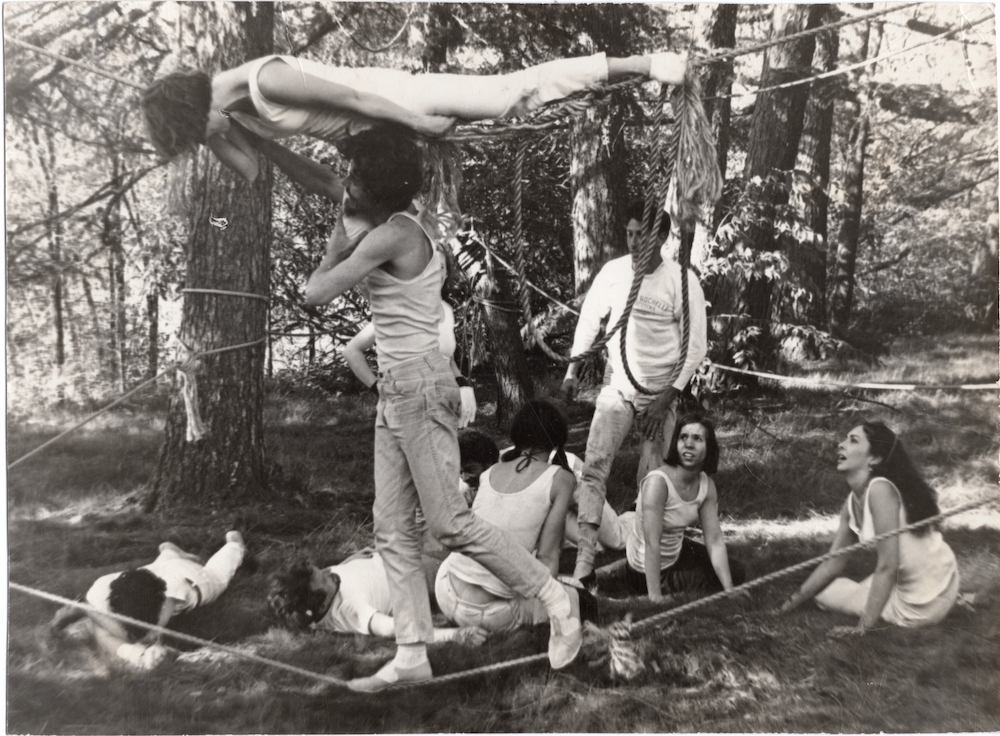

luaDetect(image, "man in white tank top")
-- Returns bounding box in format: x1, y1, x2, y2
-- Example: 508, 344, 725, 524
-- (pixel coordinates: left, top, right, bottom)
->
301, 127, 583, 692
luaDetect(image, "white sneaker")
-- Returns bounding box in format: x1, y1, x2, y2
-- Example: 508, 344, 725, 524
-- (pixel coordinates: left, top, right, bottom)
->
226, 531, 245, 546
548, 585, 582, 669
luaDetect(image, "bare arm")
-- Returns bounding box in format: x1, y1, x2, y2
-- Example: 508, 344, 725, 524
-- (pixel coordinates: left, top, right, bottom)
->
536, 469, 577, 576
857, 481, 902, 630
781, 504, 857, 612
343, 323, 378, 388
206, 126, 261, 183
241, 128, 344, 202
698, 479, 734, 591
256, 58, 455, 137
304, 219, 405, 305
640, 475, 669, 602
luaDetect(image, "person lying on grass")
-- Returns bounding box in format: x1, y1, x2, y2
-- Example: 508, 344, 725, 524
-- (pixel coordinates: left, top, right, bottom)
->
780, 421, 959, 636
434, 400, 594, 632
140, 51, 688, 184
48, 531, 246, 669
266, 430, 499, 643
623, 414, 745, 600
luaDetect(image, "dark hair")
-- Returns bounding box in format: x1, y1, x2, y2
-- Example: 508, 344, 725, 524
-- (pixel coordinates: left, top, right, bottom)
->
108, 569, 167, 642
861, 421, 940, 533
141, 71, 213, 159
267, 559, 330, 630
338, 126, 424, 213
665, 413, 720, 475
626, 200, 672, 241
500, 399, 570, 472
458, 429, 499, 469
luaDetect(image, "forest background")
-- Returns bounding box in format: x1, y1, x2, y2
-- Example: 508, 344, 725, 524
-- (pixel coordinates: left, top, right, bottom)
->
4, 2, 999, 734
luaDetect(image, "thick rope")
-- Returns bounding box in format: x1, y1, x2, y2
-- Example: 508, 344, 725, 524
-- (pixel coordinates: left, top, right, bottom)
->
182, 288, 270, 303
631, 494, 995, 635
708, 362, 999, 391
6, 338, 266, 469
11, 583, 349, 688
385, 493, 996, 689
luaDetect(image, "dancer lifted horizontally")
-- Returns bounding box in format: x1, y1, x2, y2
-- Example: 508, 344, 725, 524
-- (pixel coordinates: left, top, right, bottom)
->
140, 51, 687, 182
302, 125, 583, 693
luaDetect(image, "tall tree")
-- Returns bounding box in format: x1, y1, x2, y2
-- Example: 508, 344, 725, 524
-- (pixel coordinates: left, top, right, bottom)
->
791, 7, 840, 326
829, 15, 883, 334
149, 3, 275, 509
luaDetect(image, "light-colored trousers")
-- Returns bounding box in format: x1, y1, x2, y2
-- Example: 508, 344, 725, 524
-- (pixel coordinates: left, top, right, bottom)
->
373, 352, 551, 645
576, 386, 677, 528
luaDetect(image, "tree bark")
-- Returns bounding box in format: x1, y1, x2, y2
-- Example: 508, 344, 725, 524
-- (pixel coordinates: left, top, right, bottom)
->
569, 6, 630, 294
150, 3, 275, 509
829, 17, 884, 334
103, 158, 127, 393
146, 291, 159, 380
791, 7, 840, 325
476, 262, 534, 428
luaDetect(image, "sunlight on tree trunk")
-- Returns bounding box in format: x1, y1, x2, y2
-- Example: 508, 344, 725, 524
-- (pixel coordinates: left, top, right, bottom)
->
830, 16, 884, 335
150, 2, 275, 510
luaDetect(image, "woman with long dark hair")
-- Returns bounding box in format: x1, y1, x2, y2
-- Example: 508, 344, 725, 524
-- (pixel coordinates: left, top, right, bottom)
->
781, 422, 959, 635
624, 413, 744, 599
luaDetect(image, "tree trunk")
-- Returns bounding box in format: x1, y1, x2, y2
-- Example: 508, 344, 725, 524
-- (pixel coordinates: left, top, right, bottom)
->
569, 6, 630, 294
697, 3, 739, 233
829, 17, 883, 334
104, 160, 127, 393
33, 125, 66, 394
476, 262, 534, 428
791, 7, 840, 326
146, 291, 159, 379
150, 3, 275, 510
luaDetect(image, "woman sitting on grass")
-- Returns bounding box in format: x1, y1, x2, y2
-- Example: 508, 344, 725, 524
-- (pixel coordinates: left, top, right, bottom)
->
140, 52, 688, 182
780, 421, 959, 636
434, 399, 585, 632
624, 414, 744, 600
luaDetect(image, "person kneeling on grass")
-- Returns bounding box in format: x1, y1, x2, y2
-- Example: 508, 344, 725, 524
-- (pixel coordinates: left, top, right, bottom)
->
779, 421, 959, 637
623, 415, 745, 600
48, 531, 246, 668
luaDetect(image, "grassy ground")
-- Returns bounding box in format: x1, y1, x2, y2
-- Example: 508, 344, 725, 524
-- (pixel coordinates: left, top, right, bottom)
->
7, 333, 999, 734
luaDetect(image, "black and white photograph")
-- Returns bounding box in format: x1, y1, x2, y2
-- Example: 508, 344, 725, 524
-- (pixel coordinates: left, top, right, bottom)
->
5, 1, 998, 732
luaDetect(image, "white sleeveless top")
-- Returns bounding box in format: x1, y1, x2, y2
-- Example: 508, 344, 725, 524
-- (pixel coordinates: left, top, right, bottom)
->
847, 479, 958, 616
441, 464, 559, 598
626, 469, 708, 573
363, 210, 445, 372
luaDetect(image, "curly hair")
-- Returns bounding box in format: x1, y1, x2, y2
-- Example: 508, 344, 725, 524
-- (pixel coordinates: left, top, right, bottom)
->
626, 199, 672, 241
141, 71, 213, 159
665, 413, 720, 475
267, 559, 330, 630
108, 569, 167, 642
862, 421, 940, 533
458, 429, 499, 470
337, 125, 424, 213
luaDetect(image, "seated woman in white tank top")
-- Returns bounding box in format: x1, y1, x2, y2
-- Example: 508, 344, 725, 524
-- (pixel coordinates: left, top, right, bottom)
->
624, 414, 745, 600
435, 400, 580, 632
780, 421, 959, 636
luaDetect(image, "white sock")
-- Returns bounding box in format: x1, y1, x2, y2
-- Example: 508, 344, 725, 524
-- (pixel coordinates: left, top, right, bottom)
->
393, 644, 428, 669
537, 577, 571, 620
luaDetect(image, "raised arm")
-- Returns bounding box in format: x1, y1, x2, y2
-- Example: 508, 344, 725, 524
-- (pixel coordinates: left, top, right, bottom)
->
206, 123, 261, 183
304, 218, 406, 305
698, 478, 734, 591
640, 475, 669, 602
781, 504, 857, 613
256, 59, 455, 138
536, 468, 577, 577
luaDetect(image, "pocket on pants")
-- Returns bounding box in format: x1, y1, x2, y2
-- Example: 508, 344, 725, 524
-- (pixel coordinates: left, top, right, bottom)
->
383, 394, 428, 428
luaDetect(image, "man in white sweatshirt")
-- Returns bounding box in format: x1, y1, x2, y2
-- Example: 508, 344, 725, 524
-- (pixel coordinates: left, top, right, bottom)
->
559, 202, 707, 581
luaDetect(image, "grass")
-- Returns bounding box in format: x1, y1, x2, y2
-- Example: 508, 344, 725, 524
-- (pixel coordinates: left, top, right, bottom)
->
6, 332, 999, 733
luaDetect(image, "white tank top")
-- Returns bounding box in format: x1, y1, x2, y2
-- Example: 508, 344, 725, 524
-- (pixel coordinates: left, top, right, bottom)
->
442, 464, 559, 598
363, 210, 445, 372
626, 469, 708, 572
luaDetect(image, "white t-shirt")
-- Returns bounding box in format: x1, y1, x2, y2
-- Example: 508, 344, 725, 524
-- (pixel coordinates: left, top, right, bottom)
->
314, 554, 393, 636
